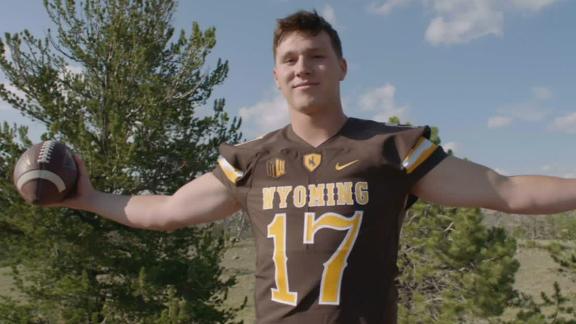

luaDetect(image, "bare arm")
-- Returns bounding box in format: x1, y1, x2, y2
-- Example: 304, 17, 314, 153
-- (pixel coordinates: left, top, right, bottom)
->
412, 155, 576, 214
53, 156, 240, 231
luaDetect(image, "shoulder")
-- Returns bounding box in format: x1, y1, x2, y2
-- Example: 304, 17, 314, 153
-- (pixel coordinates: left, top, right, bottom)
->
344, 117, 431, 142
221, 126, 288, 154
217, 126, 289, 169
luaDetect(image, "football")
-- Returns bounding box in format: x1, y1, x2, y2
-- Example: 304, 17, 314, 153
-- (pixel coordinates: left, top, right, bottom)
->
13, 141, 78, 205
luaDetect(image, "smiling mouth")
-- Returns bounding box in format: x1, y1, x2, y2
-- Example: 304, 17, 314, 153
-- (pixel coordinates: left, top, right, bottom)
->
293, 82, 319, 89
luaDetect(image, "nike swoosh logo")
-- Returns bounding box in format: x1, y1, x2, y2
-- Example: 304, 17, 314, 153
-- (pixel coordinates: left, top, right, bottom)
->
335, 160, 359, 171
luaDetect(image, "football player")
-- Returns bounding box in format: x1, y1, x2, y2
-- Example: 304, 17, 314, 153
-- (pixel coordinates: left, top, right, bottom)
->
53, 10, 576, 324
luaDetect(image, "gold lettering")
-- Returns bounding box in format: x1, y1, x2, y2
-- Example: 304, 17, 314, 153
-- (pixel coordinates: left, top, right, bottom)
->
308, 184, 326, 207
276, 186, 293, 209
293, 185, 307, 208
326, 183, 336, 206
336, 182, 354, 206
355, 182, 369, 205
262, 187, 276, 210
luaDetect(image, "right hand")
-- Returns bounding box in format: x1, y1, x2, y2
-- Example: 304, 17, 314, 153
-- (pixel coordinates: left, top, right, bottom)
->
47, 154, 96, 210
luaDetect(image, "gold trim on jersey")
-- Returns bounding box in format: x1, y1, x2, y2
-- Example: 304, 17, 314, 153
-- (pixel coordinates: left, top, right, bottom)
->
262, 181, 369, 210
234, 135, 264, 147
303, 153, 322, 172
217, 155, 244, 184
267, 158, 286, 178
402, 137, 437, 174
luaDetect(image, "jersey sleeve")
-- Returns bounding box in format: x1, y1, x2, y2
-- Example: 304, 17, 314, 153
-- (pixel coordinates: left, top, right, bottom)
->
394, 126, 448, 208
211, 143, 255, 209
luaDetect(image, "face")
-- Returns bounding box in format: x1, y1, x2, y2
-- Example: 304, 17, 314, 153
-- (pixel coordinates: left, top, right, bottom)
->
273, 31, 347, 115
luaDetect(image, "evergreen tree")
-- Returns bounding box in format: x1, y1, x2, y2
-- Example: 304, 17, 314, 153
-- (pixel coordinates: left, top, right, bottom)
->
0, 0, 242, 322
387, 117, 520, 322
398, 204, 519, 323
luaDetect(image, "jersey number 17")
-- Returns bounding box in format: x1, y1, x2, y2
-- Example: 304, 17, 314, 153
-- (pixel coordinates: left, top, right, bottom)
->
267, 211, 363, 306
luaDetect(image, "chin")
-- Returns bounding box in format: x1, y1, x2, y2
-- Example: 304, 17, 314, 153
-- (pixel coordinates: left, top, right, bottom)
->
292, 103, 322, 115
290, 97, 323, 113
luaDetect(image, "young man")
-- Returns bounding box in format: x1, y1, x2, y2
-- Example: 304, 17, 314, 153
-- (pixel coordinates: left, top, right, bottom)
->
55, 10, 576, 324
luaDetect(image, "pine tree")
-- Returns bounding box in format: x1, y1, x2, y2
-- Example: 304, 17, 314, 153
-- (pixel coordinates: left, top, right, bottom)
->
387, 117, 520, 322
0, 0, 242, 322
398, 204, 519, 323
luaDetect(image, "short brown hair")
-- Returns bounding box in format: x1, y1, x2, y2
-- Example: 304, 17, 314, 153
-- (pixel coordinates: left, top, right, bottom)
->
273, 10, 343, 60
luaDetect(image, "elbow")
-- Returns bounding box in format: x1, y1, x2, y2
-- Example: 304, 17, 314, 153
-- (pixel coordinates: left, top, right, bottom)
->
136, 205, 183, 232
145, 213, 190, 232
492, 175, 532, 214
137, 218, 182, 232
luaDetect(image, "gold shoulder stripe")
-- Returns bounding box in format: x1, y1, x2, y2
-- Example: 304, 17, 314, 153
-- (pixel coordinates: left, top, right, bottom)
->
234, 135, 264, 147
217, 156, 244, 184
402, 137, 437, 174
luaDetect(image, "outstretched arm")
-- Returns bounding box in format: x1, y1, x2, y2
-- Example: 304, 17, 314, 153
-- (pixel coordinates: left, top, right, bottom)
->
412, 155, 576, 214
52, 156, 240, 231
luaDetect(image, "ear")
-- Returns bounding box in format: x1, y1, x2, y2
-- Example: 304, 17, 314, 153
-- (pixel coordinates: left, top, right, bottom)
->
338, 58, 348, 81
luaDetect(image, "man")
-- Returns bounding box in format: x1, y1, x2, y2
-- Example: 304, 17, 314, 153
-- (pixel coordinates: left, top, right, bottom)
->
55, 10, 576, 324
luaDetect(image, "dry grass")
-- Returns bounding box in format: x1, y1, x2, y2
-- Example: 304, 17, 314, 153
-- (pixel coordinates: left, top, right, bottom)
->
1, 238, 574, 323
219, 238, 576, 323
221, 238, 256, 323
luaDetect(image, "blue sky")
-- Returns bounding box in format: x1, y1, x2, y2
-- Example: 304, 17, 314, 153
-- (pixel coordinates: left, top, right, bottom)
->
1, 0, 575, 177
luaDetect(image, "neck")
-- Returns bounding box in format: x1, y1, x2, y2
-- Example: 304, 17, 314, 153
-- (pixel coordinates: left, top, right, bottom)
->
290, 106, 348, 148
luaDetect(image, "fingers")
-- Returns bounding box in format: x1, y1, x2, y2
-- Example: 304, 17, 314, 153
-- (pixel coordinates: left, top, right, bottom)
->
73, 154, 87, 173
72, 154, 93, 183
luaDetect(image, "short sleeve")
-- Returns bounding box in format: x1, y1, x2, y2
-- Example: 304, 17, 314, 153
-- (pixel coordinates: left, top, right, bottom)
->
394, 126, 448, 208
212, 143, 255, 208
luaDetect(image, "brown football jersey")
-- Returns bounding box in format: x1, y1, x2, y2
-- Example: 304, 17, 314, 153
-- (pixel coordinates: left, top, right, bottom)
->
213, 117, 447, 324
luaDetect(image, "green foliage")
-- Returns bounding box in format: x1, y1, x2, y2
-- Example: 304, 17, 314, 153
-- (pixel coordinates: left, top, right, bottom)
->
386, 116, 443, 148
388, 112, 576, 322
390, 116, 520, 322
398, 204, 520, 322
502, 240, 576, 323
505, 282, 576, 324
0, 0, 242, 322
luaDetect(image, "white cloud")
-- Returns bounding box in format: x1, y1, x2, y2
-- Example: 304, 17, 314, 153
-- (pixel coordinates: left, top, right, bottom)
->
238, 91, 290, 138
487, 87, 554, 128
321, 4, 338, 29
442, 141, 460, 153
502, 102, 549, 122
367, 0, 413, 15
551, 112, 576, 134
532, 86, 552, 100
368, 0, 559, 45
538, 163, 576, 178
510, 0, 557, 12
0, 82, 26, 111
425, 0, 504, 45
358, 83, 409, 122
0, 100, 10, 111
487, 115, 513, 128
65, 64, 83, 76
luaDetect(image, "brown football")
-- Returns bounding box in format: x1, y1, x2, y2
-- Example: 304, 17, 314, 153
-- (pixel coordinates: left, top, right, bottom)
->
13, 141, 78, 205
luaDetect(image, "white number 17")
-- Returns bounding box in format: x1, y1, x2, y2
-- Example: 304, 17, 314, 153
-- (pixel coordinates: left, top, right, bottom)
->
266, 211, 363, 306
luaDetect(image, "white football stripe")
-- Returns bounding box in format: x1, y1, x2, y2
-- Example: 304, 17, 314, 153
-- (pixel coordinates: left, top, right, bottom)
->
17, 170, 66, 192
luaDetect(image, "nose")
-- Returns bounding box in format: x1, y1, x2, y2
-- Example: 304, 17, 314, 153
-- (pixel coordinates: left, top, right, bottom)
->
295, 56, 312, 77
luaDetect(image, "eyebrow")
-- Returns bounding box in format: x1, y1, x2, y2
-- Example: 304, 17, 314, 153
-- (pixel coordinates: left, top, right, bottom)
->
278, 47, 325, 59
